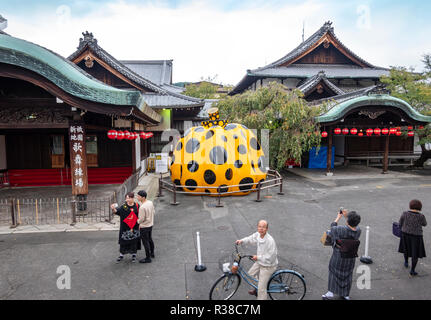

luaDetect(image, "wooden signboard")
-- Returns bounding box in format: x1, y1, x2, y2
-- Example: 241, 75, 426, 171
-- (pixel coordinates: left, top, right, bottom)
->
69, 122, 89, 195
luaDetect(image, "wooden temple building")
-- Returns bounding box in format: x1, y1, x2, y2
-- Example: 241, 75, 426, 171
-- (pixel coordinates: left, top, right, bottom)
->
68, 32, 206, 154
0, 30, 164, 192
230, 21, 431, 174
0, 28, 210, 193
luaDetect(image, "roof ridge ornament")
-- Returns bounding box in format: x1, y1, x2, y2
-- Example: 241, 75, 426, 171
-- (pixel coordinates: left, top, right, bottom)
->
322, 21, 334, 32
78, 31, 97, 50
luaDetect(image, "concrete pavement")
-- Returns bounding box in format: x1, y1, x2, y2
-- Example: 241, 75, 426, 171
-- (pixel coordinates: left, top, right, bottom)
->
1, 168, 431, 300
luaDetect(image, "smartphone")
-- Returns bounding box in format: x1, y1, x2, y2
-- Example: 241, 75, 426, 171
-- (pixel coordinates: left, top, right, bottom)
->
339, 207, 344, 214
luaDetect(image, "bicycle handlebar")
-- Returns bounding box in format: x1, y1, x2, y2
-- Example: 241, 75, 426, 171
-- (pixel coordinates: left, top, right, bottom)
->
234, 243, 255, 261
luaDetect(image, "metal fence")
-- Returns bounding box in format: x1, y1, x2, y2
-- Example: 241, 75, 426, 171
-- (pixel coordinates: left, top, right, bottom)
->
113, 170, 140, 205
158, 169, 284, 206
0, 197, 114, 227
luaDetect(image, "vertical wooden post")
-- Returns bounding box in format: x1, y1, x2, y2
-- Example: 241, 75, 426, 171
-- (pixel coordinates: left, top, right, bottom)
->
9, 198, 16, 227
382, 134, 389, 174
71, 199, 77, 225
326, 128, 333, 175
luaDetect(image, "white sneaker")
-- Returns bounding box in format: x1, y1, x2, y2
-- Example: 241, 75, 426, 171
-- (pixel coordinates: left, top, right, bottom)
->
322, 291, 334, 300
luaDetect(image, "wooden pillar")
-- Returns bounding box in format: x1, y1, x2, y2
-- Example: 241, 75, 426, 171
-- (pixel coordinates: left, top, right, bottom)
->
326, 128, 333, 175
131, 122, 136, 173
382, 134, 389, 174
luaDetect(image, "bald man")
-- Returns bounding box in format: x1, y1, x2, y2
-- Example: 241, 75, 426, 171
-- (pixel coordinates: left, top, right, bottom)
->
236, 220, 278, 300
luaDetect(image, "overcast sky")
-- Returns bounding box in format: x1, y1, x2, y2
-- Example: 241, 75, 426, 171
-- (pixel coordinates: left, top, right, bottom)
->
2, 0, 431, 86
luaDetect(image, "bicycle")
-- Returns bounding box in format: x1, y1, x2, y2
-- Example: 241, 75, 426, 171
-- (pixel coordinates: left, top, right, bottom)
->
209, 244, 306, 300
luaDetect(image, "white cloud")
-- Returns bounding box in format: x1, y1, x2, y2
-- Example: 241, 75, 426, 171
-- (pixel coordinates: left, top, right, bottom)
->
4, 0, 430, 85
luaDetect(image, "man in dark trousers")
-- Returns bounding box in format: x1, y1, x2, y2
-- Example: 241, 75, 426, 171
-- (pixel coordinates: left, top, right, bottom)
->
136, 190, 155, 263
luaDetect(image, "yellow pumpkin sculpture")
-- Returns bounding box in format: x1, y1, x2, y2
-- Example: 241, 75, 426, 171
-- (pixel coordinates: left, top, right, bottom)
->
170, 108, 267, 196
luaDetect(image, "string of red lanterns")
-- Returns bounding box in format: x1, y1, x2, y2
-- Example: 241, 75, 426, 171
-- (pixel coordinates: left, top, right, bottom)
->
107, 130, 154, 140
321, 126, 420, 138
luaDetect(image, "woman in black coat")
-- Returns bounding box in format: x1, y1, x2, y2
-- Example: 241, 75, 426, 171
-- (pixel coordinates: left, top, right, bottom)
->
398, 199, 427, 276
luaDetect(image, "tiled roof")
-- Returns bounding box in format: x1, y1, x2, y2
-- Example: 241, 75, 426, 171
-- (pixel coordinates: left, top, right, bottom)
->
121, 60, 173, 86
68, 32, 204, 109
0, 33, 161, 124
297, 71, 345, 96
230, 21, 390, 95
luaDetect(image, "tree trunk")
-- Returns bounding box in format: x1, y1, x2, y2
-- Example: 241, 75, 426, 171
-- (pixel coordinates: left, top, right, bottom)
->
414, 144, 431, 167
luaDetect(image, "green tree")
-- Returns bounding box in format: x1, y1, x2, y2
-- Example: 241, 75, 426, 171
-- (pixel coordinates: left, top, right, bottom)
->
380, 54, 431, 166
183, 81, 219, 99
216, 82, 324, 170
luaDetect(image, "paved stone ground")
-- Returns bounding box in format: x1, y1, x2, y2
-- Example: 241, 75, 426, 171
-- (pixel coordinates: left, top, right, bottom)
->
0, 169, 431, 300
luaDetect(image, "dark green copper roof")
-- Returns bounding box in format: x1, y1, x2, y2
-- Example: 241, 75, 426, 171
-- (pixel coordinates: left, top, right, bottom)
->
0, 34, 137, 106
316, 94, 431, 124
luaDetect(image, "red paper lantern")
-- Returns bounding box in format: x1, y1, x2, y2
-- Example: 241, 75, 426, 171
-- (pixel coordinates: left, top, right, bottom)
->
123, 130, 131, 140
381, 128, 389, 135
116, 131, 125, 140
408, 131, 415, 137
395, 131, 402, 136
342, 128, 349, 135
350, 128, 358, 135
374, 128, 381, 135
366, 128, 373, 136
358, 132, 364, 137
321, 131, 328, 138
146, 132, 153, 138
107, 130, 117, 140
334, 128, 341, 135
407, 126, 413, 130
139, 132, 147, 139
419, 126, 424, 129
389, 128, 397, 135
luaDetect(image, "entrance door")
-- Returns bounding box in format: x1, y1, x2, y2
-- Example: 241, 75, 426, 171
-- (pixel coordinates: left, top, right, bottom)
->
50, 135, 64, 168
86, 135, 98, 167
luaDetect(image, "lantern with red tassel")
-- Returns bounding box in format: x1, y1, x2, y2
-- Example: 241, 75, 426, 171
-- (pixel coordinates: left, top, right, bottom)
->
334, 128, 341, 135
321, 131, 328, 138
123, 130, 131, 140
350, 128, 358, 135
342, 128, 349, 135
374, 128, 381, 135
395, 131, 402, 136
382, 128, 389, 135
389, 128, 396, 135
408, 131, 415, 137
146, 132, 154, 138
107, 130, 117, 140
366, 128, 373, 136
139, 132, 147, 139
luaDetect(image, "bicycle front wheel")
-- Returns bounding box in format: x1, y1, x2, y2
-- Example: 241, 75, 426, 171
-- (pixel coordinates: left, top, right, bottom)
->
267, 270, 306, 300
209, 273, 241, 300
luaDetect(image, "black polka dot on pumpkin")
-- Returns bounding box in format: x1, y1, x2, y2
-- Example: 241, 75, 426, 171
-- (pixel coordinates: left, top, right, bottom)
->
219, 185, 229, 193
239, 177, 254, 191
185, 179, 198, 191
209, 146, 228, 165
194, 126, 204, 133
225, 123, 237, 130
233, 134, 238, 139
171, 154, 175, 166
176, 141, 183, 151
237, 145, 247, 154
225, 168, 233, 180
205, 189, 211, 194
186, 138, 200, 153
234, 160, 243, 168
187, 160, 199, 173
184, 128, 192, 137
206, 130, 214, 139
250, 137, 261, 150
174, 179, 183, 191
204, 170, 217, 184
180, 165, 183, 178
251, 160, 256, 171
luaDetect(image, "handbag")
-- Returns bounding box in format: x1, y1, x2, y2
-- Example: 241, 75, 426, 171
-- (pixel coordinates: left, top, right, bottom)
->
320, 231, 332, 246
392, 222, 401, 238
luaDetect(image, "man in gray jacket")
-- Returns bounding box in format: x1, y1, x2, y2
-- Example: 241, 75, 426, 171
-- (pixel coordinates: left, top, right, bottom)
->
236, 220, 278, 300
